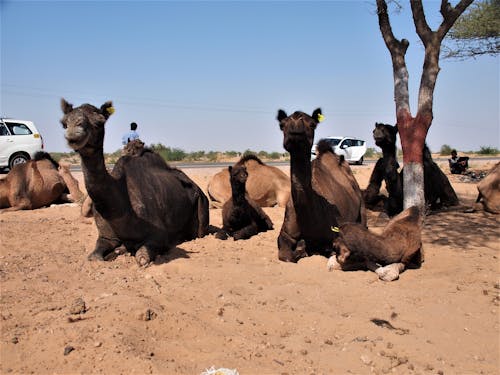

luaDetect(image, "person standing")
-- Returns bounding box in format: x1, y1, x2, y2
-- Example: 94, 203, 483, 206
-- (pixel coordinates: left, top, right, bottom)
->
122, 122, 140, 145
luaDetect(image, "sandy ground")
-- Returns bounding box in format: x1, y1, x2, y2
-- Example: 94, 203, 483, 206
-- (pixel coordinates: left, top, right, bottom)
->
0, 160, 498, 375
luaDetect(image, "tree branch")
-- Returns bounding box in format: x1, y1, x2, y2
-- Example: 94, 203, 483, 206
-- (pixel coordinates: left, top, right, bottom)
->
411, 0, 433, 45
437, 0, 475, 41
376, 0, 411, 116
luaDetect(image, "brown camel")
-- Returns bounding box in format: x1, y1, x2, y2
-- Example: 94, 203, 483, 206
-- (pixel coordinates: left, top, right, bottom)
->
207, 154, 290, 208
216, 164, 273, 240
475, 162, 500, 214
327, 206, 423, 281
276, 108, 366, 262
60, 99, 209, 265
0, 152, 83, 212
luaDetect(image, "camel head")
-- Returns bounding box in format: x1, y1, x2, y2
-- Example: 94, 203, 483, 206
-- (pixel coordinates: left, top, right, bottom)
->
229, 164, 248, 186
277, 108, 322, 153
60, 98, 114, 154
373, 123, 398, 149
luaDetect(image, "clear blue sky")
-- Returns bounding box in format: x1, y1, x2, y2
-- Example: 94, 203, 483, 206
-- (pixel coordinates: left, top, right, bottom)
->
1, 0, 498, 154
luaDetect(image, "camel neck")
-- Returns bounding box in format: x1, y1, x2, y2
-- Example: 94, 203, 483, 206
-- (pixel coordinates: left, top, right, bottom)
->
289, 152, 314, 197
231, 181, 247, 205
382, 145, 397, 160
79, 150, 117, 201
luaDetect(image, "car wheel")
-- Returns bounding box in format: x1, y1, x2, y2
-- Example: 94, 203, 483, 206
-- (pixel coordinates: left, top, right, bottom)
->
357, 156, 364, 165
9, 153, 29, 169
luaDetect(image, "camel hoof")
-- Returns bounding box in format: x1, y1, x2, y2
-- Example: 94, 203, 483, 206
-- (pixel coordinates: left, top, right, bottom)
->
135, 248, 151, 267
375, 263, 404, 282
87, 252, 105, 261
215, 230, 229, 240
327, 256, 342, 271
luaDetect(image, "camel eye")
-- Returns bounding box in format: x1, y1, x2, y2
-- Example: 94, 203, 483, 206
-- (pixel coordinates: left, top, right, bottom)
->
60, 120, 67, 129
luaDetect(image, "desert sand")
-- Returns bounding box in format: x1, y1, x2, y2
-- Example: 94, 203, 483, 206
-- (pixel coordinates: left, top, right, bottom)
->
0, 159, 498, 375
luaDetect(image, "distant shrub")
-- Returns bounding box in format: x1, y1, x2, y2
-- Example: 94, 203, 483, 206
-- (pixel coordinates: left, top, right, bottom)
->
478, 146, 499, 155
440, 144, 453, 155
207, 151, 219, 162
224, 151, 239, 158
364, 147, 377, 158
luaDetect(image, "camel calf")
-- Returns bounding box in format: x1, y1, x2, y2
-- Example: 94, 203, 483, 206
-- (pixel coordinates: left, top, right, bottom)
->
327, 206, 423, 281
216, 164, 273, 240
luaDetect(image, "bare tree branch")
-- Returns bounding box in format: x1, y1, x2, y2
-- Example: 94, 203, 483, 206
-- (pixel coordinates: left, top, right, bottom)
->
437, 0, 475, 40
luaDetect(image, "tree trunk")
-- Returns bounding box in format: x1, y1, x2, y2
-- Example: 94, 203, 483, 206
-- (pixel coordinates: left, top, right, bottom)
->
376, 0, 473, 214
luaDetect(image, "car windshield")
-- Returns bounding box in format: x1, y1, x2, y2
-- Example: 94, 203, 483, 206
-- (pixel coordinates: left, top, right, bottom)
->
329, 139, 341, 146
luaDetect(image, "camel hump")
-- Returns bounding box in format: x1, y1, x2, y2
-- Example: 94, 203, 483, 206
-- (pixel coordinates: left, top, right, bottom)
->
237, 154, 264, 166
34, 151, 59, 169
316, 139, 335, 155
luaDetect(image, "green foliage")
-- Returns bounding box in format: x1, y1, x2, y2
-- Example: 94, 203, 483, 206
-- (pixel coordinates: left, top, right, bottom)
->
440, 144, 453, 156
445, 0, 500, 58
206, 151, 219, 162
364, 147, 377, 158
477, 146, 499, 155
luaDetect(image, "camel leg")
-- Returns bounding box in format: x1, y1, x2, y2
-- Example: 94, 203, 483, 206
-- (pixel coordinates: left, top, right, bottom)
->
232, 223, 259, 240
58, 164, 84, 203
374, 263, 405, 282
88, 236, 121, 261
215, 229, 229, 240
135, 245, 158, 267
327, 256, 342, 271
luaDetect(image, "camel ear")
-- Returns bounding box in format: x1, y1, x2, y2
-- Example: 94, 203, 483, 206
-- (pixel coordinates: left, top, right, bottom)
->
61, 98, 73, 114
312, 108, 323, 123
391, 125, 398, 134
100, 101, 115, 119
228, 166, 232, 173
277, 109, 287, 122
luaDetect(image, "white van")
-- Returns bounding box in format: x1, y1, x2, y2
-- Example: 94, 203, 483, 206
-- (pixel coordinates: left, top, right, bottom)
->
312, 136, 367, 165
0, 118, 44, 170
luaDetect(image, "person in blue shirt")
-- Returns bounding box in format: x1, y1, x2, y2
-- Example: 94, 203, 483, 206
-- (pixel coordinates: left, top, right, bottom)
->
122, 122, 140, 145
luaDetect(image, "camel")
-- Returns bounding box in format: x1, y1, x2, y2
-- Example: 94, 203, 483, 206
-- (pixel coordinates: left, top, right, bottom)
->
276, 108, 366, 262
364, 122, 458, 216
60, 99, 209, 265
0, 152, 83, 212
207, 154, 290, 208
363, 123, 403, 216
475, 162, 500, 214
216, 164, 273, 240
327, 206, 423, 281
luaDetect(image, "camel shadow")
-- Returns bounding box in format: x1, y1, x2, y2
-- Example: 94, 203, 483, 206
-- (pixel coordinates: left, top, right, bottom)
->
422, 209, 499, 249
153, 246, 196, 265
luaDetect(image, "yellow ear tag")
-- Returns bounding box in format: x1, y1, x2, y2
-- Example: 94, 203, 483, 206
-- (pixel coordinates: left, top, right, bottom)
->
106, 106, 115, 115
331, 226, 339, 233
318, 114, 325, 122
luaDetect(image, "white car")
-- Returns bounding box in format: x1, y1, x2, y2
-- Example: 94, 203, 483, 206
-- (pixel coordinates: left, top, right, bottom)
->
312, 136, 367, 165
0, 118, 44, 170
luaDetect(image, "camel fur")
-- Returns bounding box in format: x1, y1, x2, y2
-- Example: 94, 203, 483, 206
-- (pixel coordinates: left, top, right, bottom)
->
0, 152, 83, 212
475, 162, 500, 214
216, 164, 273, 240
80, 139, 147, 218
207, 154, 290, 208
60, 99, 209, 265
276, 109, 366, 262
364, 122, 458, 216
327, 206, 423, 281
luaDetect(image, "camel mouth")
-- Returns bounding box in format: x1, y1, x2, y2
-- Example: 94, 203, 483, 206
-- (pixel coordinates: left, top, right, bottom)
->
65, 131, 90, 151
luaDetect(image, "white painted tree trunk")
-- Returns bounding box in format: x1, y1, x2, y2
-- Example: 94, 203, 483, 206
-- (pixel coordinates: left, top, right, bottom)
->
403, 162, 425, 213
